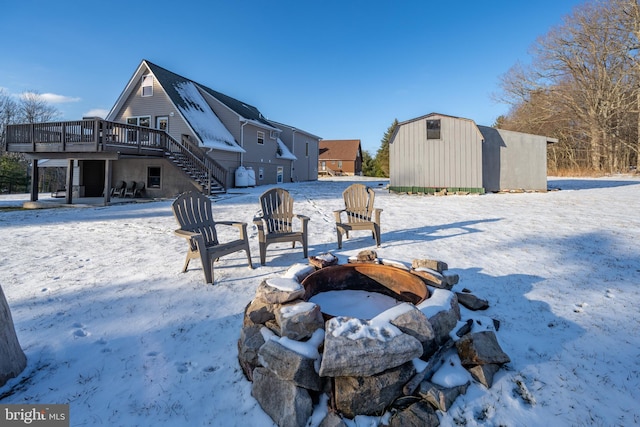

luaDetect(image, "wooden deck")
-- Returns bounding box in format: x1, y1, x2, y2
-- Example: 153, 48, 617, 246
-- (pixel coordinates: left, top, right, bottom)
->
4, 118, 230, 204
5, 119, 169, 157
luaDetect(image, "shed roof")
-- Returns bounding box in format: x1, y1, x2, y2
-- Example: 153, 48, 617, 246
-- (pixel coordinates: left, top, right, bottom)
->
397, 112, 476, 127
477, 125, 558, 144
319, 139, 361, 160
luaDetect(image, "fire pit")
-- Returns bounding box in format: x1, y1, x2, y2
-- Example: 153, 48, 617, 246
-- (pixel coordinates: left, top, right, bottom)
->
238, 255, 510, 427
302, 263, 429, 319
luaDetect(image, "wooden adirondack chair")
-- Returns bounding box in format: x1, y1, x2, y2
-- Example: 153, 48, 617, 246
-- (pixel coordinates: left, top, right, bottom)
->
172, 191, 252, 284
253, 188, 309, 265
334, 183, 382, 248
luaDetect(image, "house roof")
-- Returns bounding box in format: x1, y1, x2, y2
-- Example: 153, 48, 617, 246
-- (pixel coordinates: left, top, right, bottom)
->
269, 120, 322, 140
144, 60, 275, 128
319, 140, 361, 161
108, 60, 290, 152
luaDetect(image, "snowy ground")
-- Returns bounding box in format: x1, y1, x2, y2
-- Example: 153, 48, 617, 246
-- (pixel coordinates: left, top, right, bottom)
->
0, 175, 639, 426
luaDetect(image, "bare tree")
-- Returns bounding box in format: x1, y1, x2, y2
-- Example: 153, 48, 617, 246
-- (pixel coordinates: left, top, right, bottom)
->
19, 91, 61, 123
612, 0, 640, 169
1, 90, 62, 193
496, 0, 640, 173
0, 89, 19, 150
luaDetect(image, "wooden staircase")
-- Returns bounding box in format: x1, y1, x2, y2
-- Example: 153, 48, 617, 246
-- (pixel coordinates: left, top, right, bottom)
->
165, 151, 225, 195
164, 135, 228, 196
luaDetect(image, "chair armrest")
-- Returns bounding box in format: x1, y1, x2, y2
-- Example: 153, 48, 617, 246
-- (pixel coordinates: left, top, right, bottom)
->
174, 229, 205, 252
296, 214, 310, 234
295, 214, 310, 223
217, 221, 249, 240
373, 208, 383, 224
174, 229, 199, 239
252, 216, 266, 238
333, 209, 345, 223
216, 220, 246, 227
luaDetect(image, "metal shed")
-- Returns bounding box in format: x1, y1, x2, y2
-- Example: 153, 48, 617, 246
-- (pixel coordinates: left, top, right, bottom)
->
389, 112, 557, 194
389, 113, 484, 194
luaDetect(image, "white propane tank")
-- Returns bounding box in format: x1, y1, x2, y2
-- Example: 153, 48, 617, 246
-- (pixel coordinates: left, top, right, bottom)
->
235, 166, 248, 188
246, 167, 256, 186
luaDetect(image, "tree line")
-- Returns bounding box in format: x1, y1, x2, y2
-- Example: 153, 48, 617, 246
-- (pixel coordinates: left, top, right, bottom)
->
495, 0, 640, 174
366, 0, 639, 176
0, 89, 62, 193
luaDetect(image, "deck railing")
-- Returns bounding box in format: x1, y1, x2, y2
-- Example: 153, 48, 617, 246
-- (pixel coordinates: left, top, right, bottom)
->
5, 119, 170, 154
5, 118, 227, 191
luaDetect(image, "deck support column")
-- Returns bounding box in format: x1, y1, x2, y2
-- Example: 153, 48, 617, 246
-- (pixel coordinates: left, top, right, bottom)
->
29, 159, 39, 202
103, 160, 112, 206
65, 159, 74, 204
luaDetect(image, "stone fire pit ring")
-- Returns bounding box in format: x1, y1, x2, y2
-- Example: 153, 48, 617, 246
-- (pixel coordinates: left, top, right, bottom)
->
238, 254, 511, 427
301, 263, 430, 319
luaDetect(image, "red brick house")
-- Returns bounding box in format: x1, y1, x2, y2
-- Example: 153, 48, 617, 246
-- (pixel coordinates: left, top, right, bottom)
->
318, 139, 362, 176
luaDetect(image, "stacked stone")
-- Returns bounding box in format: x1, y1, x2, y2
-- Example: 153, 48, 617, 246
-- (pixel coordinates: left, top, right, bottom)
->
238, 254, 511, 427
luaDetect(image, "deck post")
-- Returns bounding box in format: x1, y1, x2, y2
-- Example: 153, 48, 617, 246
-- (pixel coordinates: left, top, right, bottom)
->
65, 159, 74, 204
104, 159, 112, 206
30, 159, 39, 202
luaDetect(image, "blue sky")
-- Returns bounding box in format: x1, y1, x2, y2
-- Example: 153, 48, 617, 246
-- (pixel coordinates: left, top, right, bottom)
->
0, 0, 585, 154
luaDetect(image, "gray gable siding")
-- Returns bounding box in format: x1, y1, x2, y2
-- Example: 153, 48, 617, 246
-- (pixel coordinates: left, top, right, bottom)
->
390, 114, 483, 191
269, 121, 320, 182
291, 133, 319, 182
286, 127, 317, 182
109, 65, 195, 145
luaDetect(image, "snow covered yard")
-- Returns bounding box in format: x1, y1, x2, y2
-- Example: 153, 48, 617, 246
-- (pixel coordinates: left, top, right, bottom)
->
0, 176, 639, 426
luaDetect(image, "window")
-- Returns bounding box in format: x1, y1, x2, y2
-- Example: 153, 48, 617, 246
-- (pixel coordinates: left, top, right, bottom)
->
277, 166, 284, 184
257, 131, 265, 145
127, 116, 151, 143
305, 142, 309, 157
127, 116, 150, 127
426, 119, 441, 139
338, 160, 343, 169
156, 117, 168, 132
147, 167, 161, 188
142, 75, 153, 97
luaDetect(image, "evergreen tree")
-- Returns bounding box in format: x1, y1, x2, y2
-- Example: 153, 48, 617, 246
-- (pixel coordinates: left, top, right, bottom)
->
0, 155, 29, 193
374, 119, 398, 177
361, 150, 379, 176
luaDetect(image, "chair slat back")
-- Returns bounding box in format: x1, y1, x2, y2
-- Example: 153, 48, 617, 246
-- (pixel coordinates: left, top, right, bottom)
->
172, 192, 219, 246
343, 184, 374, 223
259, 188, 294, 234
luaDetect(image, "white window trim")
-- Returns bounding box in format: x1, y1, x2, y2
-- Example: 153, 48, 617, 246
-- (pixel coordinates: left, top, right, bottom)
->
257, 131, 265, 145
127, 116, 151, 127
142, 75, 153, 97
147, 166, 162, 189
